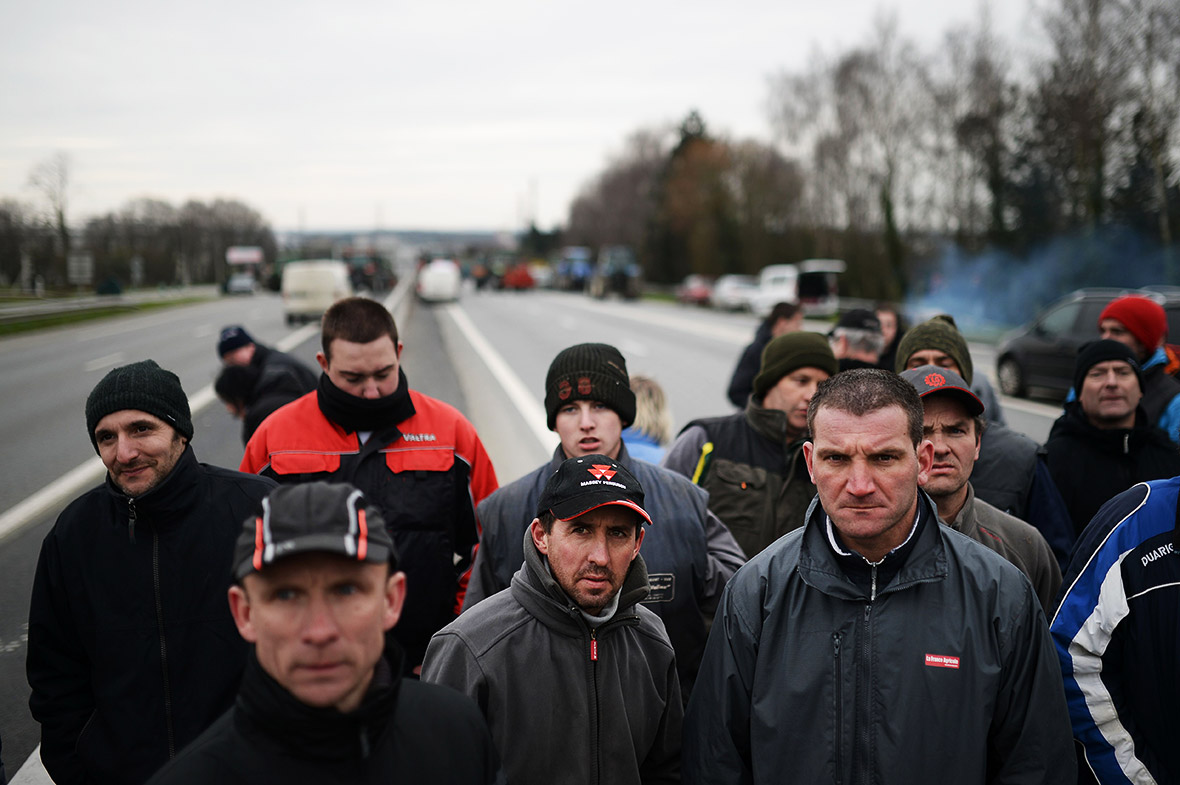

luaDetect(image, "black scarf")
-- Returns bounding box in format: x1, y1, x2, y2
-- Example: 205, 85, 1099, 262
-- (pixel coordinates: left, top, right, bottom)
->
316, 369, 416, 434
237, 646, 402, 761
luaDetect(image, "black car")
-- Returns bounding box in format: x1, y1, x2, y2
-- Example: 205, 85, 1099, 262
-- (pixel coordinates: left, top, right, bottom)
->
995, 287, 1180, 398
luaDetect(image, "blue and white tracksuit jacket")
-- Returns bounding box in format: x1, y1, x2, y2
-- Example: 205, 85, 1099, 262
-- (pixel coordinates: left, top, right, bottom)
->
1050, 477, 1180, 785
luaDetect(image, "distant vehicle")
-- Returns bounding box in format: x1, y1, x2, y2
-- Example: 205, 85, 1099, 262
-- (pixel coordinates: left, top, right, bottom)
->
588, 246, 642, 300
995, 287, 1180, 398
281, 260, 353, 324
675, 275, 715, 306
225, 272, 257, 295
501, 262, 536, 291
710, 274, 758, 311
749, 259, 847, 317
554, 246, 594, 291
417, 259, 462, 303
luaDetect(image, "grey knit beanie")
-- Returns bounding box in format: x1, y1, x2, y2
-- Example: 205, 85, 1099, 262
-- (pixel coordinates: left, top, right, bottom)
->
753, 332, 838, 401
85, 360, 193, 451
544, 344, 635, 430
895, 315, 973, 384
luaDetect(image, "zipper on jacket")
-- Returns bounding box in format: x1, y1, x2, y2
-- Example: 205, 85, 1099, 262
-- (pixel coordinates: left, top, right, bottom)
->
152, 528, 176, 758
590, 627, 598, 661
1124, 433, 1130, 454
832, 632, 845, 785
590, 626, 601, 785
855, 604, 873, 785
127, 498, 137, 543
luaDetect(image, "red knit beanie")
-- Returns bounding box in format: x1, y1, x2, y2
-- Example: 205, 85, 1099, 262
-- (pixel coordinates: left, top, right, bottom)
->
1099, 296, 1166, 350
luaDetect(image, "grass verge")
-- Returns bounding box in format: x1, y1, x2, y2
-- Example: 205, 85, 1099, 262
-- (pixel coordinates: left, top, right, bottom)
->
0, 297, 214, 338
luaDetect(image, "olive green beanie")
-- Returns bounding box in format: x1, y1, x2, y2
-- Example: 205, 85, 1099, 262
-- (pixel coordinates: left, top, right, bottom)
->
753, 332, 838, 400
895, 315, 973, 384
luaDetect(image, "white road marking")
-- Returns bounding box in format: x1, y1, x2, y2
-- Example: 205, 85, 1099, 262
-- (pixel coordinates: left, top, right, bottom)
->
83, 352, 125, 372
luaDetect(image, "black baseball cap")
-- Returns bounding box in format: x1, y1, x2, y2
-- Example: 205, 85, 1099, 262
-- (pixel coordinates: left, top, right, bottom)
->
900, 365, 985, 417
832, 308, 882, 333
536, 454, 653, 526
234, 482, 396, 580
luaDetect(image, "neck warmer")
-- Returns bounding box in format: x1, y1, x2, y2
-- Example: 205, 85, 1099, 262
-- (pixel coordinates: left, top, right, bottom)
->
316, 369, 416, 434
237, 647, 401, 761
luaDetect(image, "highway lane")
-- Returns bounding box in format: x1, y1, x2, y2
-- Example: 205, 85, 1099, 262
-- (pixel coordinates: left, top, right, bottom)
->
0, 287, 1064, 778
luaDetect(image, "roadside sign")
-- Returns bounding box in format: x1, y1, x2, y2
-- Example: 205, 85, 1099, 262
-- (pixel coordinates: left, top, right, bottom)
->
226, 246, 263, 265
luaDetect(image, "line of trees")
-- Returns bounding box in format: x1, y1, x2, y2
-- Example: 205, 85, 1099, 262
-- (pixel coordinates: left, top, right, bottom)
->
0, 154, 275, 291
566, 0, 1180, 303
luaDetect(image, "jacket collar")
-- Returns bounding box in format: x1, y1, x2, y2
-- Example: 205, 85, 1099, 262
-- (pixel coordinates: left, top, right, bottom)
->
1053, 400, 1156, 453
510, 525, 649, 634
548, 441, 634, 471
945, 483, 979, 536
104, 444, 202, 522
796, 490, 947, 600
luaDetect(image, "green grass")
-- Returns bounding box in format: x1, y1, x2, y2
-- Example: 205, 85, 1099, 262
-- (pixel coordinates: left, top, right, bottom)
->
0, 297, 214, 337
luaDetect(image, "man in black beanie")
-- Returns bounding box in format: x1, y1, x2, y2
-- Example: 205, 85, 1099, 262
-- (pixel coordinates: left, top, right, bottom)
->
663, 331, 838, 559
27, 359, 276, 785
1045, 340, 1180, 536
463, 342, 745, 700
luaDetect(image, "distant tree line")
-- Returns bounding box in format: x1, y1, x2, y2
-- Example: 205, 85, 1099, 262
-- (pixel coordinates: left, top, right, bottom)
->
565, 0, 1180, 302
0, 154, 275, 291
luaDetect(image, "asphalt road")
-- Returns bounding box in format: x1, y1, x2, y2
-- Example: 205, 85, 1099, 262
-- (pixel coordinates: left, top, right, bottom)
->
0, 287, 1063, 779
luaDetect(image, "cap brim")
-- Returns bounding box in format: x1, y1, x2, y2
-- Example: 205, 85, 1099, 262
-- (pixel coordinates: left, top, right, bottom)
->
235, 534, 393, 579
920, 385, 984, 417
550, 496, 653, 526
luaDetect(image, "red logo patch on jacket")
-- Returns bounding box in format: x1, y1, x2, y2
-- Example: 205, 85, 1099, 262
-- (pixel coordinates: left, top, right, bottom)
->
924, 653, 960, 669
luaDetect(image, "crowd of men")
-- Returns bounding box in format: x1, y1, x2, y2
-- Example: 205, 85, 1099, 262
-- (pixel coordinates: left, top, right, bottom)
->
12, 292, 1180, 785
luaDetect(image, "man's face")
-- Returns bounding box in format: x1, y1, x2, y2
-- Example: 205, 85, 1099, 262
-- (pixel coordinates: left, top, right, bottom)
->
905, 349, 961, 375
317, 336, 402, 399
554, 400, 623, 459
920, 395, 979, 501
531, 507, 644, 614
762, 367, 831, 435
222, 344, 256, 367
876, 310, 898, 345
803, 405, 933, 561
229, 553, 405, 714
1099, 318, 1148, 359
1079, 359, 1142, 428
94, 410, 187, 497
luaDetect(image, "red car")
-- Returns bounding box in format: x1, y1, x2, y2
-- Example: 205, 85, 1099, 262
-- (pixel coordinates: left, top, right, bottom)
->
676, 275, 714, 306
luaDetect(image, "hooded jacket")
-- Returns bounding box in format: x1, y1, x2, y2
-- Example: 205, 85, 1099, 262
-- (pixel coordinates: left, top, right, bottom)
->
422, 528, 682, 785
27, 447, 276, 785
146, 646, 505, 785
240, 371, 499, 669
683, 492, 1075, 785
1045, 402, 1180, 536
662, 399, 813, 559
462, 443, 745, 697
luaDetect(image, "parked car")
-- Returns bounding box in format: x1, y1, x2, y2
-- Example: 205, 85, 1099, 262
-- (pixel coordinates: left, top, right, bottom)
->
995, 287, 1180, 398
675, 275, 714, 306
501, 262, 536, 291
710, 274, 758, 310
748, 259, 846, 317
417, 259, 463, 303
281, 260, 353, 324
225, 272, 257, 295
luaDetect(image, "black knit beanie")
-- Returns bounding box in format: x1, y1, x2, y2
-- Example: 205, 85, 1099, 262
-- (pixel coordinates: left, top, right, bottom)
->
895, 315, 973, 384
544, 344, 635, 430
1073, 339, 1143, 394
753, 332, 838, 401
85, 360, 194, 451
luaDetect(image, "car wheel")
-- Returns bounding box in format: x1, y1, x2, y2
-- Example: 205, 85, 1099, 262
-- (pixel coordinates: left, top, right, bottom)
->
997, 357, 1025, 397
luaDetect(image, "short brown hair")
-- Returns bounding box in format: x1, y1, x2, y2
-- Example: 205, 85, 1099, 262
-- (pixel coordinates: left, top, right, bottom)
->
321, 298, 399, 360
807, 368, 924, 446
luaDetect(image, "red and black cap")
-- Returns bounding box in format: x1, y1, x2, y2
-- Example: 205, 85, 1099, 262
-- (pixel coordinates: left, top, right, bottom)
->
536, 454, 653, 526
899, 365, 984, 417
233, 482, 396, 580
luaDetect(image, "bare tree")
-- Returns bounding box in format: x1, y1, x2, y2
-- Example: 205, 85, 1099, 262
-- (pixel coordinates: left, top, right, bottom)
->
26, 152, 71, 284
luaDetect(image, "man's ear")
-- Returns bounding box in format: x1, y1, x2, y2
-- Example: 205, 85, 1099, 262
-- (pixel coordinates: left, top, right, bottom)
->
530, 518, 549, 555
631, 525, 645, 560
916, 439, 935, 486
803, 441, 816, 482
316, 351, 329, 373
228, 584, 258, 643
396, 341, 404, 359
384, 571, 407, 632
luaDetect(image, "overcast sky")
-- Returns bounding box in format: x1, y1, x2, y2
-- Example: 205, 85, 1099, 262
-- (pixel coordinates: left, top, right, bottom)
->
2, 0, 1039, 233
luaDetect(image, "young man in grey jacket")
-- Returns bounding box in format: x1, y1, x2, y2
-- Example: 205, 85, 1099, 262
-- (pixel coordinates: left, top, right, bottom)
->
422, 454, 681, 785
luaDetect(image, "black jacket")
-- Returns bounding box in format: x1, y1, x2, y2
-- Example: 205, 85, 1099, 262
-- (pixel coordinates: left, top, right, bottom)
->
683, 492, 1076, 784
726, 323, 773, 408
251, 343, 318, 394
26, 447, 276, 785
147, 647, 505, 785
1045, 403, 1180, 536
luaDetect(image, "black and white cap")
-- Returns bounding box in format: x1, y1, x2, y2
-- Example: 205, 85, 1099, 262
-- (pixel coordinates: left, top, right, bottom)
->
536, 454, 653, 526
899, 365, 985, 417
234, 482, 396, 580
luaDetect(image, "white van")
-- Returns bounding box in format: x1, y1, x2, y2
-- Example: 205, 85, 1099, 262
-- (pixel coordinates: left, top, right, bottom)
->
281, 260, 353, 324
417, 259, 462, 303
749, 259, 847, 317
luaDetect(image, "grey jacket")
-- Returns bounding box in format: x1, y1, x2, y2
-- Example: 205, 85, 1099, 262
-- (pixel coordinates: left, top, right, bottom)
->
683, 493, 1075, 785
946, 483, 1062, 612
464, 444, 745, 697
422, 529, 682, 785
